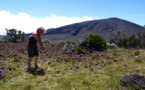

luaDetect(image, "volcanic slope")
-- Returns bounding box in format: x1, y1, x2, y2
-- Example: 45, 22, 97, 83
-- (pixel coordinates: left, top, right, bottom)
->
44, 17, 143, 42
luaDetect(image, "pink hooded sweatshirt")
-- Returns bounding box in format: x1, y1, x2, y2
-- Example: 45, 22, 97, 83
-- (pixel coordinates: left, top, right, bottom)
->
28, 32, 43, 46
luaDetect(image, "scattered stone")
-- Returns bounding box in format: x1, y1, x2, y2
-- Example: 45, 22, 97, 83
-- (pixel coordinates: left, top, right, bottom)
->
120, 73, 145, 90
47, 68, 51, 72
0, 67, 6, 80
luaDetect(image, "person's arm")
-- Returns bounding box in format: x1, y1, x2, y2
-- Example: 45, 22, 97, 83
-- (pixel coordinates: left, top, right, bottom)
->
33, 35, 44, 48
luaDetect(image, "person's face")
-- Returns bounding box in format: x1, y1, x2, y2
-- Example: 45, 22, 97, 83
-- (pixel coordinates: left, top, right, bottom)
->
39, 30, 43, 34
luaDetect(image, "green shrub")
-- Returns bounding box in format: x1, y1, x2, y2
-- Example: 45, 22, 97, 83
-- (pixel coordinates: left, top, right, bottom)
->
43, 40, 51, 43
76, 47, 84, 54
134, 51, 140, 56
135, 58, 143, 63
23, 84, 33, 90
133, 85, 139, 90
66, 41, 76, 45
80, 33, 106, 51
123, 34, 136, 47
124, 34, 136, 42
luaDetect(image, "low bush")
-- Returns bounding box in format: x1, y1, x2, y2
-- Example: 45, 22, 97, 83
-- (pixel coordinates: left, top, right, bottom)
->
134, 50, 140, 56
80, 33, 106, 51
65, 41, 76, 45
76, 47, 84, 54
62, 44, 76, 54
106, 42, 118, 49
43, 40, 51, 43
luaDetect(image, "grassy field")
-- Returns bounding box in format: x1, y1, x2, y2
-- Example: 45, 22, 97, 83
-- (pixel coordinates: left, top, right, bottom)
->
0, 43, 145, 90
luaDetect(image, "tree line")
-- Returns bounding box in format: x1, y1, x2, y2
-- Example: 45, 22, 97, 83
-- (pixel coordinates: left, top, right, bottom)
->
0, 28, 25, 42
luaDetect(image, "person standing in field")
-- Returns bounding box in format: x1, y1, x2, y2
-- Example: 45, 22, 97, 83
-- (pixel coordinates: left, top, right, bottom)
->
27, 27, 46, 71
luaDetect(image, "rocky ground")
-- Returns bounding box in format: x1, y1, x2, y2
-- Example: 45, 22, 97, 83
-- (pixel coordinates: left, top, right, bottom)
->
1, 42, 145, 89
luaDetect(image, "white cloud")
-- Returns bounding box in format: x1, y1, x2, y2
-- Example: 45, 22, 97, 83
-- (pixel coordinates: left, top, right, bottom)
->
0, 10, 99, 35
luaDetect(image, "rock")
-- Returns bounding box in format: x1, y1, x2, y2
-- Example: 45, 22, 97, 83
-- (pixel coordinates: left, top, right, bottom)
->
139, 78, 145, 89
0, 67, 6, 80
120, 73, 145, 90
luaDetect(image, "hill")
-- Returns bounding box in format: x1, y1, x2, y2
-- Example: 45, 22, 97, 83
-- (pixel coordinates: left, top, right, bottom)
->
44, 17, 143, 42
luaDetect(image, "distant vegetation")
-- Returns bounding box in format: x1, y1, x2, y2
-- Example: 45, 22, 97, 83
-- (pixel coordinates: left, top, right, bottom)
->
62, 33, 107, 55
0, 28, 25, 42
106, 27, 145, 48
62, 26, 145, 53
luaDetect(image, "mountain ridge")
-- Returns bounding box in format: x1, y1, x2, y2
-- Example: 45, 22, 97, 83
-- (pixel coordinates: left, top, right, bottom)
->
43, 17, 143, 42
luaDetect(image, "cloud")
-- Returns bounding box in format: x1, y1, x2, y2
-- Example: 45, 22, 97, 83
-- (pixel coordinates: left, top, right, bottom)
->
0, 10, 99, 35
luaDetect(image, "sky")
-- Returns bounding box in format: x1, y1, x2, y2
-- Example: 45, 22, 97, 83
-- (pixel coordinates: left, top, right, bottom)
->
0, 0, 145, 35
